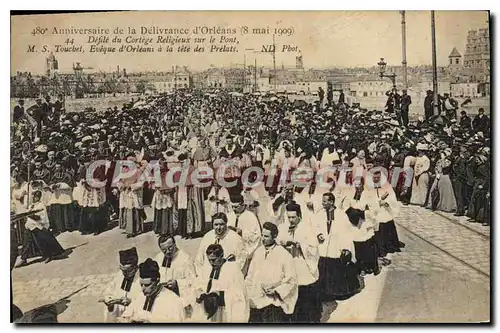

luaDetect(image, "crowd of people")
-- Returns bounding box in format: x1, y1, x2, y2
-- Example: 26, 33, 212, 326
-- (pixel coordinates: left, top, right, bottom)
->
10, 87, 491, 322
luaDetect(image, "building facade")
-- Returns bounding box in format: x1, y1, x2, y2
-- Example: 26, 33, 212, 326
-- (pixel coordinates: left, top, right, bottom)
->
206, 69, 226, 89
256, 76, 272, 92
416, 81, 452, 95
327, 76, 356, 92
151, 71, 191, 93
463, 28, 490, 69
224, 68, 253, 92
349, 77, 393, 97
451, 82, 480, 98
191, 72, 207, 90
295, 81, 328, 94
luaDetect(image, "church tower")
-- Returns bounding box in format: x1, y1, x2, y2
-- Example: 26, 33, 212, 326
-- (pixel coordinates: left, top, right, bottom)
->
45, 52, 58, 76
295, 51, 303, 69
448, 47, 462, 70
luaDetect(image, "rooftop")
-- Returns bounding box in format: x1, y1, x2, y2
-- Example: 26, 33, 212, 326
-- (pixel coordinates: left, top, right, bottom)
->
449, 47, 462, 58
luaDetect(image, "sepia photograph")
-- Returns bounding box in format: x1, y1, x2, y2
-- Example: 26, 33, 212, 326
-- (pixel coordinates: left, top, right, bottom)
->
9, 10, 491, 324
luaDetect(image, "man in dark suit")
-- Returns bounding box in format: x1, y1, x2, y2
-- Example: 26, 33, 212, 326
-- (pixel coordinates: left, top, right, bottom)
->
338, 89, 345, 105
424, 90, 434, 120
400, 90, 412, 127
464, 144, 476, 210
472, 108, 490, 136
318, 87, 325, 105
327, 85, 333, 106
459, 110, 472, 132
52, 94, 65, 120
13, 99, 25, 123
451, 146, 469, 216
42, 96, 52, 124
31, 98, 44, 135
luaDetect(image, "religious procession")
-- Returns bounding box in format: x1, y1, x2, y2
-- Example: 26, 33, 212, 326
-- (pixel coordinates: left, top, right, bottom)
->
10, 87, 490, 323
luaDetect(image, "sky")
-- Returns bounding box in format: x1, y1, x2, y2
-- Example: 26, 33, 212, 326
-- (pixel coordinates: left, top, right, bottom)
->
11, 10, 489, 74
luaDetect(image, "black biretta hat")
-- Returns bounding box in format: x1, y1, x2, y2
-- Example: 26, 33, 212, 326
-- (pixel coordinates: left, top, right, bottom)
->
345, 207, 365, 226
139, 258, 160, 280
119, 247, 138, 266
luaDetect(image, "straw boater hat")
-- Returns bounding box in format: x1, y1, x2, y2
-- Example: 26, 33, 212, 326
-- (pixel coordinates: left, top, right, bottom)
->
416, 143, 429, 151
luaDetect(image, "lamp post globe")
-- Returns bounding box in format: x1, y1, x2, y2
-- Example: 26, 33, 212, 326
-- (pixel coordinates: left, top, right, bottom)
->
377, 58, 396, 89
378, 58, 387, 77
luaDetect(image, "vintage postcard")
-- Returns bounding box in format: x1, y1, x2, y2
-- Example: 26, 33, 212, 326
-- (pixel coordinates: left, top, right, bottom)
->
10, 10, 490, 323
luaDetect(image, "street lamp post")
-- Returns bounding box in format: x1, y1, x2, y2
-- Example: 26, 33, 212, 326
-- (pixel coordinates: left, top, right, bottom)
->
431, 11, 440, 116
377, 58, 397, 90
401, 11, 408, 90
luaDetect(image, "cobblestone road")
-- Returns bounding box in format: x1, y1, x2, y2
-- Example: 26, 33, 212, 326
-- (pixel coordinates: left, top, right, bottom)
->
396, 205, 490, 279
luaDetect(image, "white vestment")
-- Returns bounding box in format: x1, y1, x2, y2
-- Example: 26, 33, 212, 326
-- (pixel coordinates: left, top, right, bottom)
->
320, 148, 340, 168
277, 221, 319, 286
227, 210, 262, 258
311, 207, 356, 259
364, 185, 400, 229
102, 271, 141, 323
153, 250, 197, 310
25, 202, 50, 231
206, 187, 231, 217
245, 244, 298, 315
195, 229, 247, 274
120, 287, 185, 323
340, 188, 376, 242
192, 261, 250, 323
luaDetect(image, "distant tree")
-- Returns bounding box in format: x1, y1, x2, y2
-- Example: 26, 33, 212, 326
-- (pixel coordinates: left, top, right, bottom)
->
125, 82, 131, 94
49, 75, 60, 96
97, 84, 106, 97
104, 77, 118, 94
27, 77, 39, 98
135, 80, 147, 94
146, 82, 156, 93
62, 77, 71, 97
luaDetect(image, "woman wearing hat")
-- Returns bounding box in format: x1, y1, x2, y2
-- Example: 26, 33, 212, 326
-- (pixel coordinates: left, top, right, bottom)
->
426, 153, 457, 213
410, 144, 431, 206
467, 147, 490, 225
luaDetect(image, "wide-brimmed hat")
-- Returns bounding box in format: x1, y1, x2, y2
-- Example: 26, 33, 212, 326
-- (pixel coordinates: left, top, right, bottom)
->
416, 143, 429, 151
